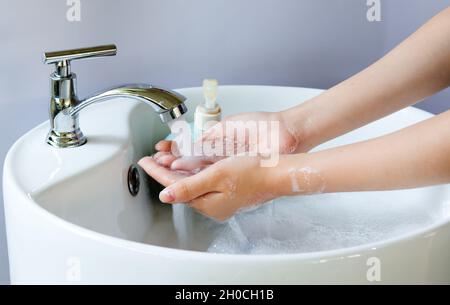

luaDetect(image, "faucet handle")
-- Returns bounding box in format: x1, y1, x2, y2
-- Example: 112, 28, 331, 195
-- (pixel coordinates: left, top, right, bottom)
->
44, 44, 117, 76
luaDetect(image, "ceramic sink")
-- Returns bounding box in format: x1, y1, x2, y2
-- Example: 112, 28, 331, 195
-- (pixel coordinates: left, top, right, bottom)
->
3, 86, 450, 284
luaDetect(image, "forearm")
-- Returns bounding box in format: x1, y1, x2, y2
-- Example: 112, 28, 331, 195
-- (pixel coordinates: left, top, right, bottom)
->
275, 111, 450, 196
282, 8, 450, 151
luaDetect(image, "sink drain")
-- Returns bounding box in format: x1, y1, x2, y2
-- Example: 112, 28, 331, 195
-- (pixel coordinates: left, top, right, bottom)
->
127, 165, 140, 197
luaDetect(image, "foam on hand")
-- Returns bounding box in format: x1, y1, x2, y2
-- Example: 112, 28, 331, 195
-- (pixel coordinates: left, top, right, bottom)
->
288, 166, 326, 195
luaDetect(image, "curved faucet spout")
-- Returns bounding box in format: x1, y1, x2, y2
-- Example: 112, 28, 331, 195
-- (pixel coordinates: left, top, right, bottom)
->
70, 84, 187, 122
48, 84, 187, 148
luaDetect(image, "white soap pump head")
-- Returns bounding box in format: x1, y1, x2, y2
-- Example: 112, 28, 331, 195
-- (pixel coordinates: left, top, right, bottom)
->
203, 79, 218, 110
194, 79, 222, 132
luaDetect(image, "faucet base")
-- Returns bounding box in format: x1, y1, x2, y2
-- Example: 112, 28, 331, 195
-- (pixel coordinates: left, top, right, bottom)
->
47, 129, 87, 148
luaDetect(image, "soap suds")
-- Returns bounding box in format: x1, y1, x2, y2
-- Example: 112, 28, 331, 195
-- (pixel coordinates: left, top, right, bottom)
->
289, 166, 325, 194
289, 168, 304, 193
205, 191, 442, 254
224, 177, 237, 199
145, 179, 447, 255
228, 217, 250, 245
284, 127, 300, 154
284, 122, 302, 154
283, 116, 318, 154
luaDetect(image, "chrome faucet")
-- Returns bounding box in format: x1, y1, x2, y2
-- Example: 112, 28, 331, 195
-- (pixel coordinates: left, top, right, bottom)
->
44, 44, 187, 148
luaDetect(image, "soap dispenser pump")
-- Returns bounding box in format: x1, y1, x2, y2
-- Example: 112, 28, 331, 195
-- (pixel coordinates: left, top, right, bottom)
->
194, 79, 222, 134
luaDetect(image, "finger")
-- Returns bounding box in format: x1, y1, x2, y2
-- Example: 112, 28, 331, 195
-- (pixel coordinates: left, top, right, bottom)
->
159, 168, 217, 203
156, 153, 178, 167
138, 156, 189, 186
155, 140, 172, 152
153, 151, 171, 160
170, 156, 215, 172
169, 141, 182, 157
153, 151, 180, 167
155, 140, 182, 157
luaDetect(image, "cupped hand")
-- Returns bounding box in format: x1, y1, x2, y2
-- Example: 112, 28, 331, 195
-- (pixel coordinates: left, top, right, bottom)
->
138, 155, 281, 221
154, 111, 305, 171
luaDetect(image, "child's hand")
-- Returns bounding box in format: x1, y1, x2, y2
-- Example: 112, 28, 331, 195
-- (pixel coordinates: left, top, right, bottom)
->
138, 155, 280, 221
153, 111, 307, 171
201, 111, 302, 154
150, 139, 221, 172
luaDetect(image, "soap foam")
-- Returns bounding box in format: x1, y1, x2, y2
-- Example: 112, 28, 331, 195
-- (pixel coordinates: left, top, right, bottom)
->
289, 167, 325, 194
205, 190, 444, 254
225, 177, 237, 199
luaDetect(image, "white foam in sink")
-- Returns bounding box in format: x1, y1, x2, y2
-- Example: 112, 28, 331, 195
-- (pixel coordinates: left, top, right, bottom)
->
206, 187, 448, 254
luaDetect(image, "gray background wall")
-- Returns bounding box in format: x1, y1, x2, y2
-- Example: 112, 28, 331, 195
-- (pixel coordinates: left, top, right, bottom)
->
0, 0, 448, 284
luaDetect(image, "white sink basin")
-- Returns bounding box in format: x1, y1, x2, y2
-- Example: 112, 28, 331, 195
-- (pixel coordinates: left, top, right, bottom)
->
3, 86, 450, 284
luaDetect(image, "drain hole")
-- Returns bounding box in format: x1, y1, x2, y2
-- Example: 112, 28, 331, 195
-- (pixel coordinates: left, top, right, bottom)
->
127, 165, 140, 197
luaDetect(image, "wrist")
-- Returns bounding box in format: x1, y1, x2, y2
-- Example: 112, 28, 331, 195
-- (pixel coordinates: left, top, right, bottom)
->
266, 154, 300, 197
279, 101, 321, 153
